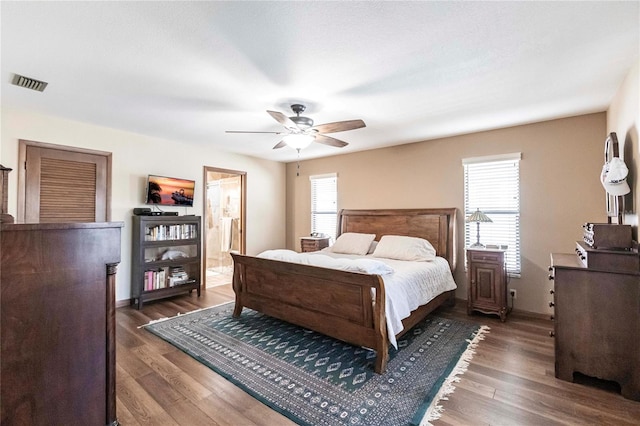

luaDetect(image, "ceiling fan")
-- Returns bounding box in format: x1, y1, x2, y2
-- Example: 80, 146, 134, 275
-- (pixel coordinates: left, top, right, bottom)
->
226, 104, 366, 150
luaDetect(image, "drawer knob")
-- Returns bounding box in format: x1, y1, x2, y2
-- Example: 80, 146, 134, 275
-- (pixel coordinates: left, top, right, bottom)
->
550, 315, 554, 321
549, 331, 555, 337
549, 302, 555, 308
549, 289, 555, 295
548, 274, 554, 280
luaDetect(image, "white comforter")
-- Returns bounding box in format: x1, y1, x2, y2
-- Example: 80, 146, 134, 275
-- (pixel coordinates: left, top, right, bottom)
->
256, 249, 457, 348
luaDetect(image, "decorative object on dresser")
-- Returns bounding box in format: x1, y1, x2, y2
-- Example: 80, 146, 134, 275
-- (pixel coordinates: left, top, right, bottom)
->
131, 215, 202, 309
575, 240, 639, 273
231, 208, 458, 374
549, 220, 640, 401
602, 132, 631, 223
0, 165, 14, 224
466, 247, 508, 321
1, 221, 123, 425
300, 235, 330, 252
465, 208, 492, 248
582, 222, 633, 249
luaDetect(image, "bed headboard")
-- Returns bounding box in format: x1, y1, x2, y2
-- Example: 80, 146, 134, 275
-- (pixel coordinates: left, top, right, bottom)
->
337, 208, 457, 271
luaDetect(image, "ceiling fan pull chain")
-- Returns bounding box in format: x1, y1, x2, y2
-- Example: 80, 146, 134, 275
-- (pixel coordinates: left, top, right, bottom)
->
296, 148, 301, 177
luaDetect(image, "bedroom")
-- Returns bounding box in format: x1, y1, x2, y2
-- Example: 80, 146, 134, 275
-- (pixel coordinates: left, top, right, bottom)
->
1, 1, 639, 424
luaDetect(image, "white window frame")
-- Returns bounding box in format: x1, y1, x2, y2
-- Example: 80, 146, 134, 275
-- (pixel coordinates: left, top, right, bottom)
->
463, 153, 521, 276
310, 173, 338, 241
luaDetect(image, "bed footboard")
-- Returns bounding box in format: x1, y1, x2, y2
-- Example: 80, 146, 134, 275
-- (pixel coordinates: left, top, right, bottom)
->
231, 253, 390, 373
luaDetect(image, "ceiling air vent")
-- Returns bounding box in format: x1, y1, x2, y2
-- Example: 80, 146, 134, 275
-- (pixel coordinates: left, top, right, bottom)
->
11, 74, 48, 92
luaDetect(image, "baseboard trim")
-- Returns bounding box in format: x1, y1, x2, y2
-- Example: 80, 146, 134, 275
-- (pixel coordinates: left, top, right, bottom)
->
116, 299, 132, 309
509, 308, 552, 321
454, 297, 551, 321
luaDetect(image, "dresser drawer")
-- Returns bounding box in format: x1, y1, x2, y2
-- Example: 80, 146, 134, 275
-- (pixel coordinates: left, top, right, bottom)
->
469, 250, 502, 263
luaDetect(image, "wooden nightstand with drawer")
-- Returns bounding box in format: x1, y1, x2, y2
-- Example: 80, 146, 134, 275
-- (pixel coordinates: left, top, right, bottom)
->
300, 236, 330, 253
467, 247, 508, 321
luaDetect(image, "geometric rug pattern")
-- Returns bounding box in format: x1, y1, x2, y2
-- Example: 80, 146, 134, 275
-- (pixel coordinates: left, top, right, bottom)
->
145, 302, 485, 426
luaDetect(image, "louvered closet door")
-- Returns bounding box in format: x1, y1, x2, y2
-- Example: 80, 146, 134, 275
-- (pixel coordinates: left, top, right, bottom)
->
24, 145, 108, 223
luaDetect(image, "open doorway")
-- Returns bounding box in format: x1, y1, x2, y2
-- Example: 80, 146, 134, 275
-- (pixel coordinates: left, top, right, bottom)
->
203, 166, 246, 289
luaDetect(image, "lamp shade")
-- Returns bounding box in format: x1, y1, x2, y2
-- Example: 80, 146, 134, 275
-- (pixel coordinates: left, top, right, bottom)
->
284, 134, 315, 150
466, 208, 492, 223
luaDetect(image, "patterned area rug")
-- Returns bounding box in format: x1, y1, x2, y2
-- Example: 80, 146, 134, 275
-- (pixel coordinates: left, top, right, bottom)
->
145, 303, 487, 426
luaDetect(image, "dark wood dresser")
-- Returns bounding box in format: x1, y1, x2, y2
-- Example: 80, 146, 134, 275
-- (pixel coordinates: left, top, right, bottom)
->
1, 222, 123, 425
549, 248, 640, 401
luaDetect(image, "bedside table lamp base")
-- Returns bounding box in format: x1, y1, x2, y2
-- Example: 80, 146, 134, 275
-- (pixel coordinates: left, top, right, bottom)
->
470, 221, 485, 248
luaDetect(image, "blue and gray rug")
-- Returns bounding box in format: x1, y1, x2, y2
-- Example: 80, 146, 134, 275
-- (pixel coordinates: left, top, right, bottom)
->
145, 302, 487, 426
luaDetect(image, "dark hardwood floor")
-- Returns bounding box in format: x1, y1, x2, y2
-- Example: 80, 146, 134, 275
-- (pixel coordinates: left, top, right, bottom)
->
116, 285, 640, 425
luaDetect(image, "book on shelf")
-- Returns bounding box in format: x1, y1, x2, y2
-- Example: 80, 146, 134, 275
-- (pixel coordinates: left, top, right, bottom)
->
144, 268, 166, 291
144, 266, 194, 290
168, 266, 189, 287
144, 224, 198, 241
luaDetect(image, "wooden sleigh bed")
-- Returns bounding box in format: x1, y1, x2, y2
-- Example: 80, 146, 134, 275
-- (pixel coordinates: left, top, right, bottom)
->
230, 208, 458, 374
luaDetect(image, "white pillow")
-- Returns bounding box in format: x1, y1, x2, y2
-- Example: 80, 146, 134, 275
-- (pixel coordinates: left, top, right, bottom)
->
372, 235, 436, 261
330, 232, 376, 255
367, 240, 378, 254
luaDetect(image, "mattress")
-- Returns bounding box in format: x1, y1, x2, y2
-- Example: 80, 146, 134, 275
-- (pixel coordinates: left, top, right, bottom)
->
257, 249, 457, 348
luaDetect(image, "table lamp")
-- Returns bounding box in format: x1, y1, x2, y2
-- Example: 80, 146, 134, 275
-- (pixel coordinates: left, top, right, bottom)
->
466, 208, 492, 248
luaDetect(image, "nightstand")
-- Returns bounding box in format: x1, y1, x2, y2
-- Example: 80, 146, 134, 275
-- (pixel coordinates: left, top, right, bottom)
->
466, 247, 508, 322
300, 236, 330, 252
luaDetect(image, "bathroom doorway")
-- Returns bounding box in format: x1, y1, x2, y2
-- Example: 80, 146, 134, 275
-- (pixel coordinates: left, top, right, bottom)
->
203, 166, 246, 289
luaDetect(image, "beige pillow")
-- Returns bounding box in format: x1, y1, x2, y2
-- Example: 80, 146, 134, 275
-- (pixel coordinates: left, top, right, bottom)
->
330, 232, 376, 255
372, 235, 436, 261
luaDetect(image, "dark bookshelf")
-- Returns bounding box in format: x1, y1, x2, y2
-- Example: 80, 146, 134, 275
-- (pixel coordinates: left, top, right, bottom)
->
131, 215, 201, 309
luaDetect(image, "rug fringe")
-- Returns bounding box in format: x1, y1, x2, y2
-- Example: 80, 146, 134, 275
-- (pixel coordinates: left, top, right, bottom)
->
419, 324, 490, 426
137, 301, 233, 328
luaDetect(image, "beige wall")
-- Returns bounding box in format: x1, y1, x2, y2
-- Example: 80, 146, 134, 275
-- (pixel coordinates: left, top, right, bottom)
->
1, 107, 287, 302
286, 113, 607, 314
607, 59, 639, 235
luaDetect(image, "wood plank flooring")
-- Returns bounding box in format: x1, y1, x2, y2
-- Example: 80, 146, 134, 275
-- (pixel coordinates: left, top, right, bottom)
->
116, 286, 640, 425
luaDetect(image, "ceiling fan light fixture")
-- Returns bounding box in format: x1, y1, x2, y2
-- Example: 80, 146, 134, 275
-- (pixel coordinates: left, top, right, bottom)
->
284, 134, 315, 150
289, 115, 314, 129
227, 103, 363, 151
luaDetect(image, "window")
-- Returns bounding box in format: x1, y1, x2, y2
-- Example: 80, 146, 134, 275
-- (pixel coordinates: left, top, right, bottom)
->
463, 153, 521, 276
310, 173, 338, 241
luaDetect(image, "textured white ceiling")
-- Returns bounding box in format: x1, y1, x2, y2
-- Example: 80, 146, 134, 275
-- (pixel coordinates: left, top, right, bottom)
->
1, 1, 638, 162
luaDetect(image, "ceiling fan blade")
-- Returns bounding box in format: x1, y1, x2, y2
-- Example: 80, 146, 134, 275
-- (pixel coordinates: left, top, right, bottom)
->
267, 110, 299, 131
311, 119, 365, 134
272, 140, 287, 149
315, 134, 349, 148
226, 130, 284, 134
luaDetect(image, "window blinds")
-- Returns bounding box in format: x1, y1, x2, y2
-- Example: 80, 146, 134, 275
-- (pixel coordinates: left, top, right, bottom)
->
463, 154, 521, 275
310, 173, 338, 240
